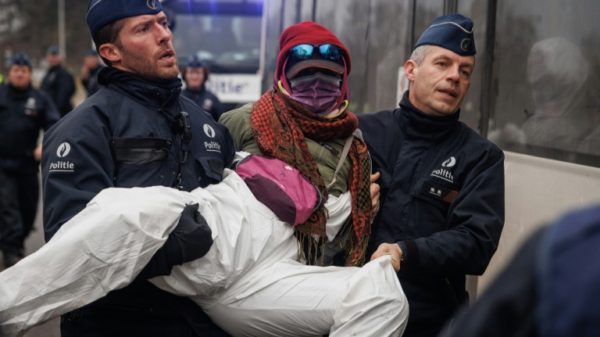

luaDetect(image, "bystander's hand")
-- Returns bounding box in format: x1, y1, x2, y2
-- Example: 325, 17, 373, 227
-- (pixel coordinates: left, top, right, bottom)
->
371, 242, 403, 272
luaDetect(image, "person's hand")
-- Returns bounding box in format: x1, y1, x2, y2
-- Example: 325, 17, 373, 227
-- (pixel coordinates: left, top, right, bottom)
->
370, 172, 381, 217
33, 145, 42, 161
371, 242, 403, 272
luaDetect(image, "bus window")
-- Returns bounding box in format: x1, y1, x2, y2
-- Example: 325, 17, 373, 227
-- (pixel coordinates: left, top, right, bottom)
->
487, 0, 600, 166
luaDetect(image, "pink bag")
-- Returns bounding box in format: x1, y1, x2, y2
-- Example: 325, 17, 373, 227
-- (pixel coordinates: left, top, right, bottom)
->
235, 155, 321, 226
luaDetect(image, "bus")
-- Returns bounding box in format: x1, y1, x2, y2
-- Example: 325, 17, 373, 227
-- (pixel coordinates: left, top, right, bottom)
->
162, 0, 266, 109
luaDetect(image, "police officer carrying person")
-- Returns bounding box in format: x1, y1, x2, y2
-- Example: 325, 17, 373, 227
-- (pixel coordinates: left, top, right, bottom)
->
41, 45, 76, 117
42, 1, 234, 336
0, 52, 60, 268
360, 14, 505, 337
182, 55, 224, 121
80, 48, 104, 97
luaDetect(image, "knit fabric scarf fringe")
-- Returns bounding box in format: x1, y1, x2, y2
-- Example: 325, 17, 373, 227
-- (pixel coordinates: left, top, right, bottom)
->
251, 90, 372, 266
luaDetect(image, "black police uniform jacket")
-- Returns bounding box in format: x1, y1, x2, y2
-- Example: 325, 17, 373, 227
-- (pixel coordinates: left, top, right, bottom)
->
41, 64, 75, 117
359, 92, 504, 336
0, 83, 59, 169
42, 67, 234, 336
182, 86, 225, 121
0, 83, 59, 257
81, 65, 104, 97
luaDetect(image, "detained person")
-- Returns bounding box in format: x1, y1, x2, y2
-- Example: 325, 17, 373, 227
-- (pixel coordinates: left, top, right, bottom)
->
220, 21, 379, 267
0, 17, 408, 337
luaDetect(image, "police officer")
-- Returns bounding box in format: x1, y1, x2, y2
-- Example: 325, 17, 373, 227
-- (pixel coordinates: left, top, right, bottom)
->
41, 45, 75, 117
182, 55, 224, 121
360, 14, 505, 337
42, 1, 234, 336
0, 52, 59, 268
80, 48, 104, 96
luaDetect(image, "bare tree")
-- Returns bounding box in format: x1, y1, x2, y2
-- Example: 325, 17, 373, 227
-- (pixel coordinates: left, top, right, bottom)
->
0, 0, 89, 74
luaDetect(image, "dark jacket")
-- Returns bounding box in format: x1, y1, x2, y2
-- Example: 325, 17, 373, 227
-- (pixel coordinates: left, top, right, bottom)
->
81, 65, 104, 97
42, 67, 234, 337
182, 87, 224, 121
441, 206, 600, 337
0, 83, 59, 170
359, 93, 505, 337
41, 64, 75, 117
439, 226, 543, 337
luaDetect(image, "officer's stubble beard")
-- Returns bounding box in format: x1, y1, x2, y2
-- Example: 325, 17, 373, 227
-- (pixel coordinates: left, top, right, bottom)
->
114, 40, 180, 81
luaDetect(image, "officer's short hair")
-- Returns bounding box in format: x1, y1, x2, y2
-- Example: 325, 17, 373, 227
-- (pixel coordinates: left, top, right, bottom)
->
93, 20, 125, 66
409, 45, 430, 65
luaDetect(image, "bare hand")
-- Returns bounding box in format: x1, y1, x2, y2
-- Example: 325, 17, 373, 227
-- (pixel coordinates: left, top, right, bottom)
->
80, 66, 90, 79
369, 172, 381, 217
33, 145, 42, 161
371, 242, 403, 272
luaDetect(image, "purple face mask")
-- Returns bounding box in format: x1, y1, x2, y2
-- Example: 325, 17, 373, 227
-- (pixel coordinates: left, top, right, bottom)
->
289, 72, 342, 115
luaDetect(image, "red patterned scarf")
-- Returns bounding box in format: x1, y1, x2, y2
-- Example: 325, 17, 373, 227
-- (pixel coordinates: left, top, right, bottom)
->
251, 90, 372, 265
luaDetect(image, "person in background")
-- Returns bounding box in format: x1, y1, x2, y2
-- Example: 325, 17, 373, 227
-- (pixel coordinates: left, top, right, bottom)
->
439, 205, 600, 337
41, 1, 234, 336
41, 45, 75, 117
521, 37, 593, 154
359, 13, 505, 337
0, 52, 59, 268
487, 37, 600, 159
182, 55, 224, 121
80, 48, 104, 96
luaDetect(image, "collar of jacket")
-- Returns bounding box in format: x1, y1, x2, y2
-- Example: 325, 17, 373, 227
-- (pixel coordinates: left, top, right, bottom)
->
398, 91, 460, 141
183, 86, 206, 96
98, 67, 182, 110
0, 84, 31, 107
90, 65, 104, 75
7, 84, 32, 101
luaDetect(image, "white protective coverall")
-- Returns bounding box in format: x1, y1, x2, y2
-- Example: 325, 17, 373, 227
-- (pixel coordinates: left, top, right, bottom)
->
0, 170, 408, 337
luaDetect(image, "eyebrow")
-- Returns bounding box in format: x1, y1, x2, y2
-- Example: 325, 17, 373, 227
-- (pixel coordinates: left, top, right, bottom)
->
130, 13, 166, 31
432, 55, 474, 68
432, 55, 452, 62
460, 62, 474, 70
130, 18, 153, 31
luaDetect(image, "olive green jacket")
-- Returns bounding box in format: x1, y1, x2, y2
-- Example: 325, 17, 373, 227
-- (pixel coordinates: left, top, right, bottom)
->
219, 103, 351, 197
